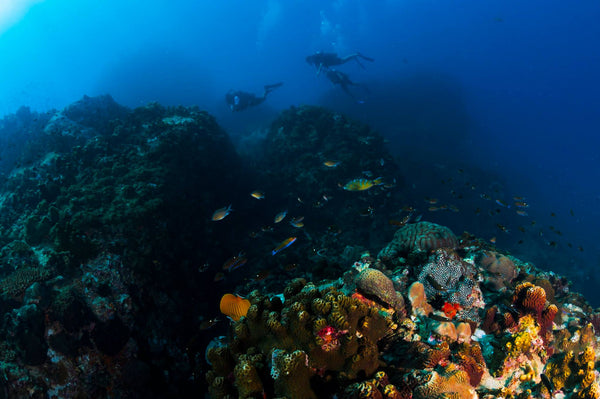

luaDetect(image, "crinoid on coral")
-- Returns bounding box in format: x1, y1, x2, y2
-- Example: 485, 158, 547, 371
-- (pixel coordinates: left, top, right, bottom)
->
355, 268, 406, 315
453, 342, 487, 387
206, 277, 397, 398
377, 221, 458, 262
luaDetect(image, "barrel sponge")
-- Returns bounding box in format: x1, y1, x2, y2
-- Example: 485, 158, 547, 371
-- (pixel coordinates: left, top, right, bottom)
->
378, 221, 458, 259
512, 282, 547, 313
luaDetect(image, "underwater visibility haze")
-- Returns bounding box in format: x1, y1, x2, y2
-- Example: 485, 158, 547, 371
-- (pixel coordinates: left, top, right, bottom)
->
0, 0, 599, 397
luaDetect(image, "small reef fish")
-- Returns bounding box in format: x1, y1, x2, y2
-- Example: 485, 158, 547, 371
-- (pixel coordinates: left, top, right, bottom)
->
250, 190, 265, 199
198, 262, 210, 273
359, 206, 374, 217
272, 236, 297, 255
290, 216, 304, 228
323, 160, 341, 168
283, 263, 298, 271
213, 272, 225, 282
274, 210, 288, 223
424, 197, 439, 204
389, 213, 412, 227
199, 317, 220, 330
211, 205, 232, 221
495, 199, 510, 208
219, 293, 251, 322
496, 224, 510, 233
489, 237, 497, 244
222, 252, 248, 271
251, 270, 271, 281
514, 201, 529, 208
516, 210, 528, 216
343, 178, 383, 191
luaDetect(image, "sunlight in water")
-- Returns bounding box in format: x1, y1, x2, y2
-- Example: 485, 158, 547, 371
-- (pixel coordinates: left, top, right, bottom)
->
0, 0, 43, 35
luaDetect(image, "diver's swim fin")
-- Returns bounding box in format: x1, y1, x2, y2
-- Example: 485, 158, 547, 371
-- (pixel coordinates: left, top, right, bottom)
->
264, 82, 284, 93
358, 53, 374, 62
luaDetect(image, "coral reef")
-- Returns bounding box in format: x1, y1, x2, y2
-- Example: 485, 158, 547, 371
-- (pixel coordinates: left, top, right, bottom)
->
205, 217, 600, 399
206, 278, 397, 398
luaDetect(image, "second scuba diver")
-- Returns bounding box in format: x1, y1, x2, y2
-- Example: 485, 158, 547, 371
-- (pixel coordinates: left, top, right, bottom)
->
225, 82, 283, 112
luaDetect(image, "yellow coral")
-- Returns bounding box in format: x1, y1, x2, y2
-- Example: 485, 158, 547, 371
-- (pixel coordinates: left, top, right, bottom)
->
233, 360, 263, 398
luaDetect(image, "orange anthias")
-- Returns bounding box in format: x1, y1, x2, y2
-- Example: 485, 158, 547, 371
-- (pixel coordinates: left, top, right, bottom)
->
441, 302, 461, 319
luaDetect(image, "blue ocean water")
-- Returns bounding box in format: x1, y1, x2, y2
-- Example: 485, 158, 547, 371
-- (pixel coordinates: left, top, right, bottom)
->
1, 0, 599, 306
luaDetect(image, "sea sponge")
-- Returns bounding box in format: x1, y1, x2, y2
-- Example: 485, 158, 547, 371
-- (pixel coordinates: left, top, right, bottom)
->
544, 351, 574, 391
418, 248, 475, 299
355, 268, 405, 315
576, 383, 600, 399
477, 251, 517, 290
378, 221, 458, 260
408, 282, 433, 317
512, 282, 547, 314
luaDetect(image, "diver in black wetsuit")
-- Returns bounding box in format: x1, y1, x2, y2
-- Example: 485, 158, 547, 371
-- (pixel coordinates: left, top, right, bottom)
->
325, 69, 367, 101
306, 51, 374, 74
225, 82, 283, 112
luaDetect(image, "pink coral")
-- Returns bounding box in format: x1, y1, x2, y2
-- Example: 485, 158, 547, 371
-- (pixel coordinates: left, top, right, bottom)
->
316, 326, 348, 352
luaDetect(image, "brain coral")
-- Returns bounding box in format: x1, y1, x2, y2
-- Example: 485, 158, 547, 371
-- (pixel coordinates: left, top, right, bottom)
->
378, 222, 458, 260
355, 268, 405, 315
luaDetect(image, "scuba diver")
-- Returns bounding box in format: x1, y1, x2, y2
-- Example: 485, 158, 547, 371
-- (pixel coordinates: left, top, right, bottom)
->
306, 51, 374, 74
225, 82, 283, 112
325, 69, 368, 102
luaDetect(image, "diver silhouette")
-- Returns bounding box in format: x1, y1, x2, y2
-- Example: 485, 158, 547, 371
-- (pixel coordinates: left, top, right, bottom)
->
306, 51, 374, 74
225, 82, 283, 112
325, 69, 368, 102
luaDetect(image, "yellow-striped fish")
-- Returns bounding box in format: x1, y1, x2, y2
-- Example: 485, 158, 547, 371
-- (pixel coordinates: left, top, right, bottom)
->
211, 205, 232, 221
323, 160, 341, 168
272, 236, 297, 255
274, 210, 288, 223
219, 293, 250, 321
343, 177, 383, 191
250, 190, 265, 199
